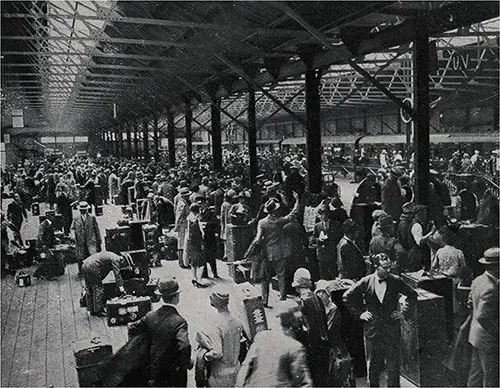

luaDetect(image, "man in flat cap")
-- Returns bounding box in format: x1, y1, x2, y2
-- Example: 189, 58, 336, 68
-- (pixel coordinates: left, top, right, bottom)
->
128, 277, 192, 387
195, 286, 244, 387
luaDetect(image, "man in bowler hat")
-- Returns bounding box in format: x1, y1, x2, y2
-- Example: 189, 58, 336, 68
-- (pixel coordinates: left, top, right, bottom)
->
128, 278, 192, 387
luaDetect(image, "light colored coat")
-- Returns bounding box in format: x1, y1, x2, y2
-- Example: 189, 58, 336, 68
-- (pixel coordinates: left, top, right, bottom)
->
73, 214, 101, 262
174, 197, 189, 251
196, 311, 243, 387
468, 271, 499, 353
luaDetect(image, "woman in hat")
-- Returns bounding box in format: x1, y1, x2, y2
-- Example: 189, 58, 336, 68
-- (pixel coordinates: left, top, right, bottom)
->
314, 280, 354, 387
292, 268, 329, 387
184, 203, 206, 287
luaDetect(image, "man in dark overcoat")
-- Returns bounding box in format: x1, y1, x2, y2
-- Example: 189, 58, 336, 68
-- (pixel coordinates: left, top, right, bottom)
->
128, 278, 192, 387
7, 192, 27, 237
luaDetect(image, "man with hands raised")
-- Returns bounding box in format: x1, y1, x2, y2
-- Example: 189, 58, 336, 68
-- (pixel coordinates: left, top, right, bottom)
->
343, 253, 417, 387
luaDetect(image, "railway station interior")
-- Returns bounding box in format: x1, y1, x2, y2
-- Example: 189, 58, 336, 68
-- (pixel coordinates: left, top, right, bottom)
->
1, 1, 499, 387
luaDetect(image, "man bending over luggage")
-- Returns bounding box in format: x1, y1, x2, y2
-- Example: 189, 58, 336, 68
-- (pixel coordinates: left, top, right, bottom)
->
82, 251, 126, 316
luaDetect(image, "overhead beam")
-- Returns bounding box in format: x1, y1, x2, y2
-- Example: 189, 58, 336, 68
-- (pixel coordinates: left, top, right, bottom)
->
1, 50, 185, 63
2, 35, 198, 49
3, 11, 312, 38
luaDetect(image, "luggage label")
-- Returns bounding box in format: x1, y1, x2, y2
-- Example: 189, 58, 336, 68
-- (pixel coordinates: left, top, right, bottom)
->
127, 305, 139, 313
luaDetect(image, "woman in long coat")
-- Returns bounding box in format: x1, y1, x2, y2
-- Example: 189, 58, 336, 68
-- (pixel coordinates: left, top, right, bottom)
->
175, 188, 191, 268
184, 203, 206, 287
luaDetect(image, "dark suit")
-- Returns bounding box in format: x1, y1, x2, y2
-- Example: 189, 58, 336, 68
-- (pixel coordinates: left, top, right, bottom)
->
298, 292, 330, 387
343, 273, 417, 387
337, 236, 366, 281
467, 271, 499, 387
7, 201, 27, 233
128, 304, 192, 387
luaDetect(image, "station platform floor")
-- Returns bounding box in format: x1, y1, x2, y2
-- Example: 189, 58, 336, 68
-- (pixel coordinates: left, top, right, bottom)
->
1, 177, 415, 387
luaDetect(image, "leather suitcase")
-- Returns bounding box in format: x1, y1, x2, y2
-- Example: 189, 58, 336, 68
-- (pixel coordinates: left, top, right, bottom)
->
106, 295, 151, 326
105, 226, 131, 254
53, 213, 64, 231
120, 250, 150, 281
72, 336, 112, 387
128, 220, 147, 250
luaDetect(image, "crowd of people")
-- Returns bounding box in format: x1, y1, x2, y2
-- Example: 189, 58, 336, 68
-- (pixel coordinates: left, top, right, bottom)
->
1, 146, 499, 387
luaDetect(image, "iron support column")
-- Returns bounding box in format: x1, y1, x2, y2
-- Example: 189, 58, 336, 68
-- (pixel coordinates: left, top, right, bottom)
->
153, 115, 159, 162
134, 120, 139, 159
143, 118, 150, 161
167, 112, 176, 167
211, 99, 222, 172
248, 86, 258, 190
413, 16, 430, 206
185, 104, 193, 167
304, 61, 323, 194
126, 122, 132, 158
494, 101, 499, 131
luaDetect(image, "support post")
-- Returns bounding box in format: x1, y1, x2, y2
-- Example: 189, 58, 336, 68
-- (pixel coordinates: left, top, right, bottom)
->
143, 118, 150, 161
153, 114, 159, 162
211, 98, 223, 172
413, 15, 430, 206
118, 125, 124, 157
134, 120, 139, 159
126, 121, 132, 158
185, 103, 193, 167
248, 85, 258, 190
304, 60, 323, 194
167, 111, 176, 167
